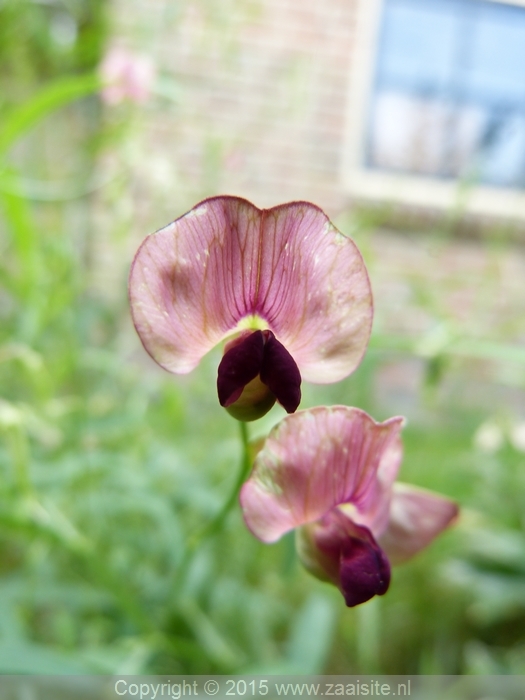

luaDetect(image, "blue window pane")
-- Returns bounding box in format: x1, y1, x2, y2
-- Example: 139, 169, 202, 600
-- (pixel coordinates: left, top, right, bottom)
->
377, 0, 461, 96
479, 114, 525, 186
367, 0, 525, 189
468, 4, 525, 103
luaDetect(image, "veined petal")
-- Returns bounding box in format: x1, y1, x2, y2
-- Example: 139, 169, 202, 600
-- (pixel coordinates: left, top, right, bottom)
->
129, 197, 260, 374
297, 509, 390, 607
252, 203, 373, 383
129, 196, 372, 380
378, 483, 459, 565
339, 432, 403, 538
240, 406, 404, 543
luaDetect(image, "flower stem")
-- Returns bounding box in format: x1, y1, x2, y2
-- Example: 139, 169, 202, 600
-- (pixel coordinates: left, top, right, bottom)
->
193, 420, 251, 541
200, 421, 251, 537
175, 421, 252, 590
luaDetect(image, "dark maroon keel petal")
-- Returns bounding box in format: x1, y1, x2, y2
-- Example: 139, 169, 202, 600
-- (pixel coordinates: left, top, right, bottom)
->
217, 331, 265, 407
260, 331, 302, 413
297, 510, 391, 608
217, 329, 301, 416
339, 524, 391, 608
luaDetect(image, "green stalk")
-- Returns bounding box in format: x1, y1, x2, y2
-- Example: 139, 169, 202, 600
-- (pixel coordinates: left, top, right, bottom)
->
175, 421, 252, 590
196, 421, 251, 539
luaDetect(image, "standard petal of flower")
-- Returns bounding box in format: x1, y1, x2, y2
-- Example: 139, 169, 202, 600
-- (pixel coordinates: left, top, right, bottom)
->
378, 483, 459, 565
129, 196, 372, 380
254, 204, 373, 384
129, 197, 261, 373
240, 406, 403, 543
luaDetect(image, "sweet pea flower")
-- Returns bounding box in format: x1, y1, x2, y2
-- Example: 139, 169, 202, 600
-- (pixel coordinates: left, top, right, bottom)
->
241, 406, 459, 606
129, 197, 373, 421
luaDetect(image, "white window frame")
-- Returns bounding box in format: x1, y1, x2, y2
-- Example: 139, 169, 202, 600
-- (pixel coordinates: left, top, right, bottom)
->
341, 0, 525, 220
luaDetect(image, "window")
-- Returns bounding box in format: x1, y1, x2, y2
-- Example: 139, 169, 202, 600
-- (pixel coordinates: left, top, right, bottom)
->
342, 0, 525, 218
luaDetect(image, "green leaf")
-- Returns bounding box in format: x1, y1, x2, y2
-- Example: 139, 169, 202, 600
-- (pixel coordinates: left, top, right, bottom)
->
286, 594, 337, 673
0, 74, 101, 156
0, 176, 38, 289
0, 641, 92, 673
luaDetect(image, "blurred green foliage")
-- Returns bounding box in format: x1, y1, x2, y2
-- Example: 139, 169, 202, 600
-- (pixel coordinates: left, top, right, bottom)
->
0, 0, 107, 103
0, 0, 524, 678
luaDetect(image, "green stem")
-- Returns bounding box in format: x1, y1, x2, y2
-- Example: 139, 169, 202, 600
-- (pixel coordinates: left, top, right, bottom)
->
175, 421, 252, 589
8, 425, 33, 496
200, 421, 251, 538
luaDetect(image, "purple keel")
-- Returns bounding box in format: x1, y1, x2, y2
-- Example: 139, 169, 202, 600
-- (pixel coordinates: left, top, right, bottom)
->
311, 511, 391, 607
217, 331, 265, 407
217, 330, 301, 416
339, 524, 391, 607
260, 331, 301, 413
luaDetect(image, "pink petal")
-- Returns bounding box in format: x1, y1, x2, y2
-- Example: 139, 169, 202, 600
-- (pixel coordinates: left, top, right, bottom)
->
129, 196, 372, 381
99, 47, 155, 105
240, 406, 403, 543
378, 483, 459, 565
340, 432, 403, 537
129, 197, 258, 374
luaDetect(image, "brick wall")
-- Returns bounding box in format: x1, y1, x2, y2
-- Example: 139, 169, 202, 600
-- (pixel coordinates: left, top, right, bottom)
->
112, 0, 360, 218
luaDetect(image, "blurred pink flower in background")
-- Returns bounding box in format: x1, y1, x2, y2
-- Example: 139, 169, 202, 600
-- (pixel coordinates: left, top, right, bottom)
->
99, 46, 155, 105
241, 406, 458, 606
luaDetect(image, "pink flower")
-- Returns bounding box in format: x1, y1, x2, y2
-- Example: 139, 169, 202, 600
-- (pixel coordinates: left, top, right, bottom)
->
241, 406, 458, 606
129, 197, 373, 420
99, 47, 155, 105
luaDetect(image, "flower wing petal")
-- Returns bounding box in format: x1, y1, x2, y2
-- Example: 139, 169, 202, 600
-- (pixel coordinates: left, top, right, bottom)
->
378, 483, 459, 565
240, 406, 403, 543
